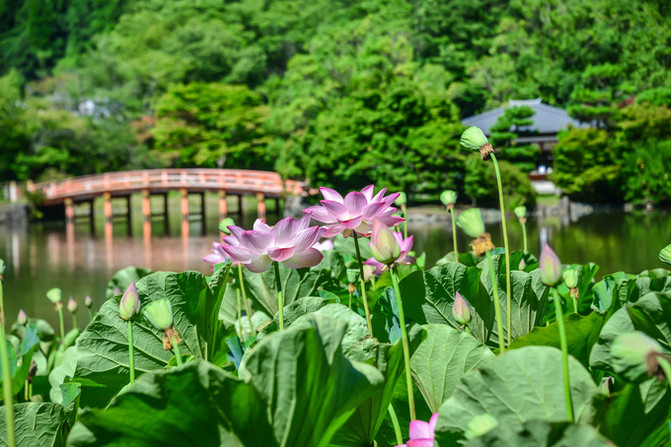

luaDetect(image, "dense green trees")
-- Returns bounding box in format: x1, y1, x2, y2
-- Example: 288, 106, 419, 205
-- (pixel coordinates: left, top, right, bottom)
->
1, 0, 670, 205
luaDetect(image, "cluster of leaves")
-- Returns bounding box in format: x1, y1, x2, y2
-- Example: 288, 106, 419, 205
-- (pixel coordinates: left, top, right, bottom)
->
2, 228, 670, 445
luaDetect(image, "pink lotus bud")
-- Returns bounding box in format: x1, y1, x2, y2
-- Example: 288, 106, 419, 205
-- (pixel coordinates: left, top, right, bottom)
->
452, 292, 472, 326
518, 258, 526, 270
67, 297, 78, 313
17, 309, 27, 325
119, 282, 141, 321
85, 295, 93, 308
370, 220, 400, 265
539, 244, 562, 286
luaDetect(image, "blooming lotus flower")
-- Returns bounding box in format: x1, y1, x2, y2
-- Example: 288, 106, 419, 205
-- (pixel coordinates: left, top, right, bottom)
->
221, 215, 325, 273
203, 242, 228, 268
313, 239, 334, 252
539, 244, 562, 286
303, 185, 404, 237
395, 413, 438, 447
364, 220, 416, 275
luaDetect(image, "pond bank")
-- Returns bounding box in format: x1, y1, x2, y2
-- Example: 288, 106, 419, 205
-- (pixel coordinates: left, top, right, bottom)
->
0, 204, 28, 223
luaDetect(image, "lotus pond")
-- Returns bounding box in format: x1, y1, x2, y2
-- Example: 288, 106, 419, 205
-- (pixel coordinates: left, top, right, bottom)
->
1, 129, 671, 447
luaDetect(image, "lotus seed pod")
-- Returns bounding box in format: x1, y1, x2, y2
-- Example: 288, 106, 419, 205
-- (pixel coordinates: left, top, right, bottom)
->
611, 331, 667, 383
395, 191, 407, 206
85, 295, 93, 308
465, 414, 499, 439
119, 282, 141, 321
452, 292, 472, 326
440, 190, 457, 206
460, 126, 489, 152
143, 298, 174, 331
456, 208, 486, 239
218, 217, 236, 235
514, 206, 527, 219
346, 268, 359, 284
17, 309, 27, 325
539, 244, 562, 286
370, 220, 401, 265
67, 297, 78, 313
659, 243, 671, 265
46, 287, 62, 303
562, 269, 579, 289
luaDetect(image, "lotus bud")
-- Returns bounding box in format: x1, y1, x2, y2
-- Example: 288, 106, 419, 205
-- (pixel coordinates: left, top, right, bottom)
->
659, 243, 671, 265
456, 208, 485, 238
539, 244, 562, 286
452, 292, 472, 326
562, 269, 579, 289
85, 295, 93, 308
142, 298, 174, 332
113, 285, 122, 296
460, 126, 494, 160
46, 287, 62, 303
346, 268, 359, 284
218, 217, 235, 235
370, 220, 400, 265
518, 258, 526, 270
119, 282, 141, 321
440, 190, 457, 210
0, 259, 4, 281
17, 309, 27, 326
611, 331, 669, 383
395, 192, 407, 206
465, 414, 499, 439
67, 297, 78, 313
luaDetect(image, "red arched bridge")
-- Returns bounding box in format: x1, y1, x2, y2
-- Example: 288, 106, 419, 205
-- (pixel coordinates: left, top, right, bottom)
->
27, 169, 307, 224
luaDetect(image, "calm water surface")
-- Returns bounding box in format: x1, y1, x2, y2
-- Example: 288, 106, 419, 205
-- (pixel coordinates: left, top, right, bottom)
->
1, 196, 669, 327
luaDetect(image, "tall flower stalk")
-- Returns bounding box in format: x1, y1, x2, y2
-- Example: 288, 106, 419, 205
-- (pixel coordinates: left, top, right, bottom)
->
441, 190, 459, 261
514, 206, 528, 252
68, 297, 78, 330
119, 282, 141, 385
461, 126, 512, 347
46, 288, 66, 346
85, 295, 94, 322
353, 232, 373, 334
238, 264, 255, 336
274, 261, 285, 331
0, 260, 16, 447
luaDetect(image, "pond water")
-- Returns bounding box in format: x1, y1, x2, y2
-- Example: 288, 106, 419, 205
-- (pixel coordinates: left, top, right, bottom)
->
1, 195, 669, 328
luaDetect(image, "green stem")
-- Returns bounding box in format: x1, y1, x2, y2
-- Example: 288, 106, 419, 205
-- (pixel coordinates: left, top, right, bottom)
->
57, 306, 65, 347
235, 288, 243, 339
571, 294, 578, 314
370, 275, 376, 291
552, 288, 574, 422
464, 325, 470, 335
658, 357, 671, 393
348, 292, 352, 309
485, 250, 506, 353
390, 266, 416, 420
402, 204, 408, 239
88, 308, 93, 323
352, 232, 373, 335
388, 403, 403, 446
274, 262, 284, 331
172, 336, 183, 366
238, 264, 255, 336
521, 221, 528, 253
449, 208, 459, 262
127, 320, 135, 385
491, 154, 512, 348
0, 279, 15, 447
72, 314, 78, 331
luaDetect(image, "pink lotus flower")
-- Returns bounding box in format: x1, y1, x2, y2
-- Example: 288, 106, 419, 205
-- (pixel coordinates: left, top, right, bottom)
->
396, 413, 438, 447
221, 216, 326, 273
313, 239, 334, 252
303, 185, 404, 237
203, 242, 228, 268
364, 220, 416, 275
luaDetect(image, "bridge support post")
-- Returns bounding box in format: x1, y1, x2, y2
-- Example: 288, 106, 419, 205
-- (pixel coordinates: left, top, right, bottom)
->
237, 195, 243, 216
64, 198, 74, 224
275, 197, 281, 216
142, 189, 151, 222
180, 188, 189, 221
218, 190, 227, 220
200, 192, 206, 234
256, 192, 266, 220
103, 192, 113, 223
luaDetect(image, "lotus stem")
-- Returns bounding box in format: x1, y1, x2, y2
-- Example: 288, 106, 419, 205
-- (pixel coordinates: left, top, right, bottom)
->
552, 287, 574, 422
274, 261, 284, 331
0, 276, 15, 447
390, 266, 416, 420
485, 250, 506, 353
490, 154, 512, 348
521, 220, 528, 252
88, 308, 94, 323
449, 207, 459, 261
238, 264, 255, 336
172, 336, 183, 366
127, 320, 135, 385
235, 288, 243, 339
388, 403, 403, 446
572, 295, 578, 314
352, 232, 373, 335
72, 314, 78, 331
57, 305, 65, 347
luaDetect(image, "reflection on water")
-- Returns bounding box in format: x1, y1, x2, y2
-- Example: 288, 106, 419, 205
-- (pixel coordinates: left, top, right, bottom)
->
1, 196, 669, 328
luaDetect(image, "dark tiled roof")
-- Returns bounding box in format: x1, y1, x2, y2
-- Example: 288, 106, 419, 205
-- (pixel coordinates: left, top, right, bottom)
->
461, 99, 586, 135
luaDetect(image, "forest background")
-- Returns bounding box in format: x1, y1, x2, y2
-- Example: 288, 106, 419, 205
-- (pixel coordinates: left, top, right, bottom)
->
1, 0, 671, 207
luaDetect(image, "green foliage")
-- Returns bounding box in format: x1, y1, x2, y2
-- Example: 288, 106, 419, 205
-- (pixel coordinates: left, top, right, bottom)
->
489, 105, 540, 171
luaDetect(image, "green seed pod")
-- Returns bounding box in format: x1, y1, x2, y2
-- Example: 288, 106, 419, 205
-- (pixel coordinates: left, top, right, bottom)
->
611, 331, 666, 383
460, 126, 489, 152
514, 206, 527, 219
659, 243, 671, 265
452, 292, 472, 326
440, 190, 457, 206
395, 191, 407, 206
456, 208, 486, 239
539, 244, 562, 286
465, 414, 499, 439
218, 217, 236, 235
143, 298, 174, 331
119, 282, 141, 321
46, 287, 62, 304
562, 269, 579, 289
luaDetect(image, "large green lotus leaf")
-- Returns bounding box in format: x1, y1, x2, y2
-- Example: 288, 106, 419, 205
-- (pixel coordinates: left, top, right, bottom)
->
239, 316, 384, 447
0, 402, 73, 447
104, 266, 152, 299
590, 291, 671, 373
435, 346, 596, 441
257, 296, 330, 336
410, 324, 494, 413
0, 325, 40, 398
509, 312, 605, 368
459, 420, 611, 447
331, 325, 425, 447
394, 262, 495, 345
590, 271, 671, 315
49, 271, 223, 407
67, 361, 273, 446
238, 262, 332, 316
